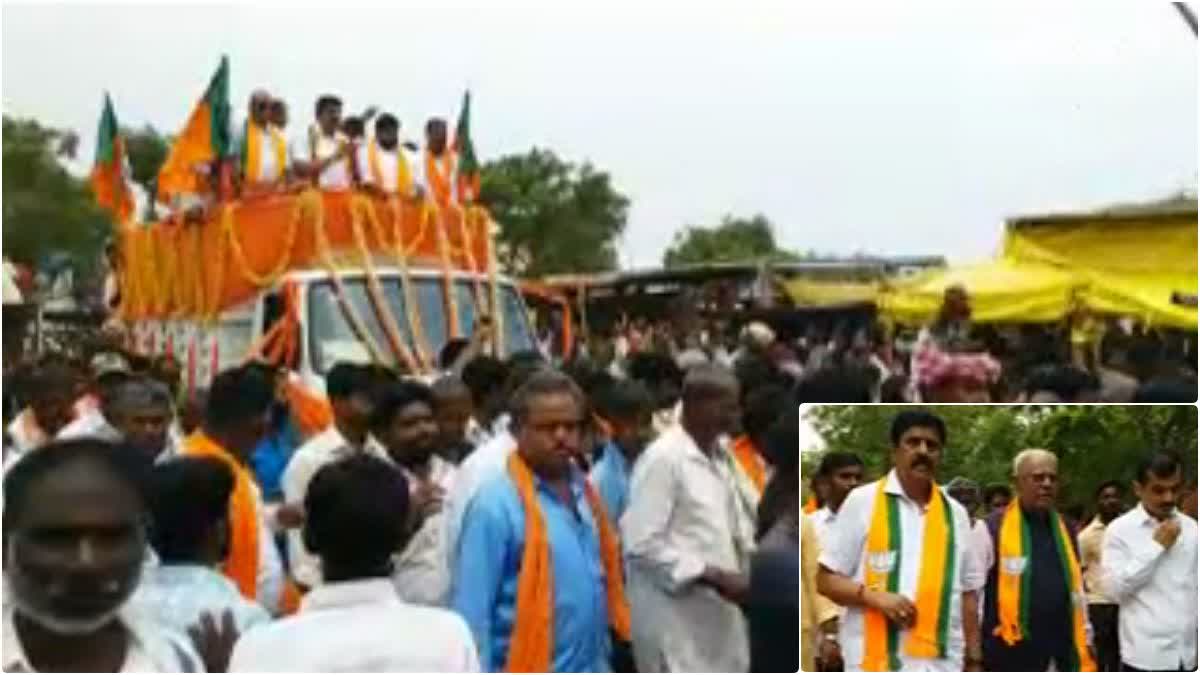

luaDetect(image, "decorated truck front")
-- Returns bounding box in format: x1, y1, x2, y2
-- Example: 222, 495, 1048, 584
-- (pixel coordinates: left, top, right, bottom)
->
117, 189, 535, 393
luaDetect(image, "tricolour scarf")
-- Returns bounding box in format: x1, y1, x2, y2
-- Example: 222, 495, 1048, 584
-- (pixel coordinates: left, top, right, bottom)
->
862, 477, 957, 671
993, 501, 1096, 671
504, 452, 630, 672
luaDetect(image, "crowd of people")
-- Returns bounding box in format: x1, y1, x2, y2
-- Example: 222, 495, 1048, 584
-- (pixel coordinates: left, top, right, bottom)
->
1, 330, 803, 672
801, 410, 1199, 672
563, 286, 1197, 405
157, 88, 473, 228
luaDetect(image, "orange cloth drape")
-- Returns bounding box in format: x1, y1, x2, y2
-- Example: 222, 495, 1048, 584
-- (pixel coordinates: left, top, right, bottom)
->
804, 495, 819, 514
731, 435, 767, 494
183, 431, 260, 600
284, 377, 334, 439
504, 452, 631, 672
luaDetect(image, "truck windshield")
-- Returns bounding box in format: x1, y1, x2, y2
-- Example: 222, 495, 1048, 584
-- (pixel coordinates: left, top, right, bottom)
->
308, 277, 535, 374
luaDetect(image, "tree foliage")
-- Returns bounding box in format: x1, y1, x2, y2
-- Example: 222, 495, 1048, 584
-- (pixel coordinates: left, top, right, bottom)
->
480, 148, 630, 278
2, 116, 111, 272
662, 214, 801, 268
804, 405, 1197, 510
123, 124, 169, 220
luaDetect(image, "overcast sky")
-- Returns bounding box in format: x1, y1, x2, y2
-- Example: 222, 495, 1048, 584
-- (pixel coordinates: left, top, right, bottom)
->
3, 2, 1195, 267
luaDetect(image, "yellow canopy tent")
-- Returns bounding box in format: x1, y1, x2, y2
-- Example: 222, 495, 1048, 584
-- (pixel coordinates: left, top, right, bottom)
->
1002, 206, 1197, 328
878, 259, 1079, 325
782, 278, 880, 307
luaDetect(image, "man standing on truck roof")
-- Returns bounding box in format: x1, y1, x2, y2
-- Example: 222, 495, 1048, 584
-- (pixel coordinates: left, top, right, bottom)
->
358, 114, 424, 201
292, 94, 353, 191
236, 89, 289, 195
421, 117, 458, 208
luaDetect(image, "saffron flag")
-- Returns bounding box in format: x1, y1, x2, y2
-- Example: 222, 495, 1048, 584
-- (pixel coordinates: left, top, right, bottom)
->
454, 90, 481, 203
156, 55, 232, 204
90, 93, 135, 225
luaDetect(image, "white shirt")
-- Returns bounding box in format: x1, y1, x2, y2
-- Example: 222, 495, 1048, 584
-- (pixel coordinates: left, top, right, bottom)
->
620, 423, 756, 673
442, 418, 515, 572
969, 518, 992, 622
250, 478, 287, 616
228, 577, 479, 673
129, 564, 271, 638
393, 455, 458, 606
817, 469, 985, 672
807, 505, 837, 548
282, 425, 388, 588
235, 121, 288, 182
357, 141, 423, 198
1101, 504, 1198, 671
292, 126, 352, 191
2, 603, 203, 672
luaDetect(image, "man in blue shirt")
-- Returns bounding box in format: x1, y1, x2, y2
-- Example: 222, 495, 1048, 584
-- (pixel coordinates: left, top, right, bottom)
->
588, 380, 655, 524
451, 370, 617, 672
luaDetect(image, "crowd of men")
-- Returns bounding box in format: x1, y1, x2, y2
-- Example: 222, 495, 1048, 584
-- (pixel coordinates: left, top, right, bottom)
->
1, 336, 802, 672
567, 286, 1197, 405
801, 410, 1199, 672
158, 88, 471, 227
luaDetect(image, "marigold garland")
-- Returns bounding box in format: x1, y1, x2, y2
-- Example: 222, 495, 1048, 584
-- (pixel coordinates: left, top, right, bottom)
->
226, 195, 301, 287
310, 190, 386, 364
384, 198, 433, 371
432, 203, 462, 340
350, 195, 420, 373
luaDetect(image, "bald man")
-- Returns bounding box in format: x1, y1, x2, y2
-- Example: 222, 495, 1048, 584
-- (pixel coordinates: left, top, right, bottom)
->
981, 450, 1097, 671
621, 364, 757, 672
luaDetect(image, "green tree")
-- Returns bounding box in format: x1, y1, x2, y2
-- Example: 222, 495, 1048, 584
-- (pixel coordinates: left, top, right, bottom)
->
2, 116, 111, 272
662, 214, 801, 268
804, 405, 1197, 511
123, 124, 169, 221
480, 148, 630, 277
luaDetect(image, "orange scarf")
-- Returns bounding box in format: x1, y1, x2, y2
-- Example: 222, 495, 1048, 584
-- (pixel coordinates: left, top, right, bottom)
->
731, 435, 767, 493
184, 431, 303, 614
283, 377, 333, 439
505, 452, 631, 672
184, 431, 261, 600
804, 495, 820, 514
424, 149, 455, 207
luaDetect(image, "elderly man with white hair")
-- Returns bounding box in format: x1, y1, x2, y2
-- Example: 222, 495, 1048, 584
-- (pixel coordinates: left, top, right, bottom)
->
979, 449, 1097, 671
234, 88, 290, 192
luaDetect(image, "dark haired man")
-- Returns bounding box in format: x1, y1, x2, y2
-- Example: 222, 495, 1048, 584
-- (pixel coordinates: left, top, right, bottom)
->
282, 361, 387, 590
451, 370, 625, 671
134, 457, 270, 636
371, 380, 458, 606
1078, 480, 1125, 672
1102, 452, 1197, 672
229, 455, 479, 671
3, 439, 203, 672
818, 411, 985, 671
358, 113, 423, 200
183, 365, 287, 615
292, 94, 352, 190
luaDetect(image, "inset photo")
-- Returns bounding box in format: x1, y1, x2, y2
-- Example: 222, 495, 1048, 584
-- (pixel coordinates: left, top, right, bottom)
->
801, 404, 1197, 673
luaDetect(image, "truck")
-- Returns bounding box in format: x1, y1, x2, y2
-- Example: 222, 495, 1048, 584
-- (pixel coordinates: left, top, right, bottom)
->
116, 189, 536, 394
